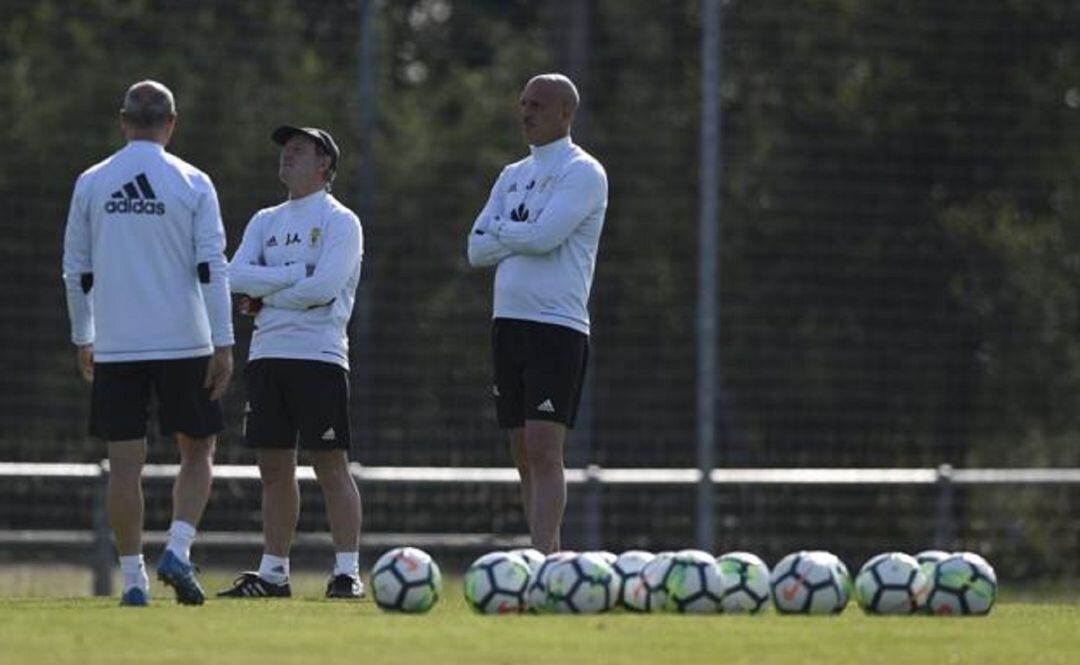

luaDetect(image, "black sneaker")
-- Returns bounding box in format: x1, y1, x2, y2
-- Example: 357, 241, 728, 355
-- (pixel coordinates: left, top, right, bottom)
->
325, 573, 365, 599
217, 572, 292, 598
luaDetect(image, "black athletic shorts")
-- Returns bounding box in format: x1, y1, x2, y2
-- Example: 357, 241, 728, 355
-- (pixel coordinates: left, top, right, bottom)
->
243, 358, 351, 450
491, 318, 589, 429
90, 356, 224, 441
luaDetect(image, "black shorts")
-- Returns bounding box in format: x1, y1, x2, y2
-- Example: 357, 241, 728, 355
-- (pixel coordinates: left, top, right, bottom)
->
90, 356, 224, 441
492, 318, 589, 429
243, 359, 351, 450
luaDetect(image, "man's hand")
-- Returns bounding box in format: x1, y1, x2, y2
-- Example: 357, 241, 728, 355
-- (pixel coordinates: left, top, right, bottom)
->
238, 295, 263, 316
77, 345, 93, 383
204, 346, 234, 401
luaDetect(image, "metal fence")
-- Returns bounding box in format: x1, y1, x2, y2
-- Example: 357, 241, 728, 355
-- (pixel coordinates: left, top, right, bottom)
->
3, 1, 1080, 592
3, 462, 1078, 596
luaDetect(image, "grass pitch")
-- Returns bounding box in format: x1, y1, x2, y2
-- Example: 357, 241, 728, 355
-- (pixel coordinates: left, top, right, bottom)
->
1, 573, 1078, 665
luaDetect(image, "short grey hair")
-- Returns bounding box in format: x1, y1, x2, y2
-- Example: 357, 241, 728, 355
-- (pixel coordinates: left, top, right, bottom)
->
120, 80, 176, 128
528, 73, 580, 113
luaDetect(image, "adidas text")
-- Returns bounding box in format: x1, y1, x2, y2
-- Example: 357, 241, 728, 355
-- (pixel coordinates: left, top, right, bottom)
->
104, 199, 165, 215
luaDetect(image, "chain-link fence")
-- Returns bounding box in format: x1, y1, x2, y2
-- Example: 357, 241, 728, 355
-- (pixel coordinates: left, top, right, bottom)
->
2, 0, 1079, 580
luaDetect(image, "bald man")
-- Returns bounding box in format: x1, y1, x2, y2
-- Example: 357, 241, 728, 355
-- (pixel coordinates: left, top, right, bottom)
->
63, 80, 233, 605
467, 74, 609, 553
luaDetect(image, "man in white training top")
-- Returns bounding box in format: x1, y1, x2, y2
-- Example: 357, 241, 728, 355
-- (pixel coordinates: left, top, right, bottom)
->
467, 73, 608, 553
218, 126, 365, 599
62, 80, 234, 606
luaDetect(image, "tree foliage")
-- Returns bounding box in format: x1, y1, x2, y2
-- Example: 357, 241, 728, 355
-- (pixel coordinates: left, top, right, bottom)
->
0, 0, 1078, 468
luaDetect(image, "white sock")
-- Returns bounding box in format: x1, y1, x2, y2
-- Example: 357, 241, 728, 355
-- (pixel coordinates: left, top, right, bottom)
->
334, 552, 359, 577
259, 554, 290, 584
165, 520, 197, 563
120, 554, 149, 591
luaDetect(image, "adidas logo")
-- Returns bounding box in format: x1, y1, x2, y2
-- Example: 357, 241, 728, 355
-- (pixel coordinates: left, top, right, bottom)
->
536, 398, 555, 413
104, 173, 165, 215
510, 202, 530, 222
320, 427, 336, 442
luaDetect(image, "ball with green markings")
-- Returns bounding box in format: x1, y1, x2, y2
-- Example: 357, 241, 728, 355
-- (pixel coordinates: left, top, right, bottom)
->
925, 552, 997, 615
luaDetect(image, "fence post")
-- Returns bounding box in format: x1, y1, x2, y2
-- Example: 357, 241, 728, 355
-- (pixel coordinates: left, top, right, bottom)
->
583, 464, 603, 551
933, 463, 955, 550
91, 459, 113, 597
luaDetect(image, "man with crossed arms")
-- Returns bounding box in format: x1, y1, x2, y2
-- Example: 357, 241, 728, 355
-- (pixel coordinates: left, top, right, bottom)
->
468, 74, 608, 553
219, 125, 364, 599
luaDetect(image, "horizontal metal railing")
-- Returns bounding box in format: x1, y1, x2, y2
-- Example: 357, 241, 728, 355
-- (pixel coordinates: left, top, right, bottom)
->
3, 461, 1079, 596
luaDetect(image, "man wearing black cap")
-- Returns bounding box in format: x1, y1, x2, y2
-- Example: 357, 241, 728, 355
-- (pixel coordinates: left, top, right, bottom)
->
219, 125, 365, 599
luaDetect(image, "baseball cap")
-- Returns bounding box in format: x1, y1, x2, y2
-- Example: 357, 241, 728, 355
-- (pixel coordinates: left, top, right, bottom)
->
271, 125, 340, 174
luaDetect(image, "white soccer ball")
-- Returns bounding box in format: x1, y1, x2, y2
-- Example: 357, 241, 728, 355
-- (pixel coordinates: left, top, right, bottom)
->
624, 551, 676, 612
525, 551, 577, 612
370, 546, 441, 612
925, 552, 997, 616
770, 550, 851, 614
463, 551, 531, 614
612, 550, 655, 608
664, 549, 723, 613
716, 551, 771, 613
854, 552, 929, 615
544, 552, 617, 614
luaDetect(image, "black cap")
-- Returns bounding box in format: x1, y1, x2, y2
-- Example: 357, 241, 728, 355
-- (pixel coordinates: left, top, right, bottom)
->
271, 125, 340, 175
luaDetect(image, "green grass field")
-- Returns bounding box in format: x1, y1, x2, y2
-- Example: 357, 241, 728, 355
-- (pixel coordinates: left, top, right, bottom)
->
2, 571, 1078, 665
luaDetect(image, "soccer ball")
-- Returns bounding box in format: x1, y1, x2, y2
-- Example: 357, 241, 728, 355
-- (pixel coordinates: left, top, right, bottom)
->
370, 547, 441, 612
770, 550, 851, 614
612, 550, 655, 608
925, 552, 997, 616
525, 551, 577, 612
664, 549, 723, 613
463, 551, 531, 614
544, 552, 617, 613
854, 552, 929, 615
624, 551, 676, 612
716, 551, 771, 613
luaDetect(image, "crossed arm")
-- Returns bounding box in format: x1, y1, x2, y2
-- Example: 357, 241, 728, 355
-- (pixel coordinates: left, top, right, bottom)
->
228, 216, 307, 299
467, 161, 605, 267
228, 214, 362, 311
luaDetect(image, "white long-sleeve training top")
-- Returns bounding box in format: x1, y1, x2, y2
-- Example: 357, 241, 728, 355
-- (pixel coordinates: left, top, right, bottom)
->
467, 136, 608, 335
228, 190, 362, 370
62, 140, 234, 361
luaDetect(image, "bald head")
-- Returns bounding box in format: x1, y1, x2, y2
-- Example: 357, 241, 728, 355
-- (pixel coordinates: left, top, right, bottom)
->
526, 74, 580, 114
520, 73, 579, 146
120, 80, 176, 129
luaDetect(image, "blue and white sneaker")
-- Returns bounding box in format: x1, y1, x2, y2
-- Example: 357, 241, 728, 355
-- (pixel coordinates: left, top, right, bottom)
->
119, 586, 149, 607
156, 550, 205, 605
